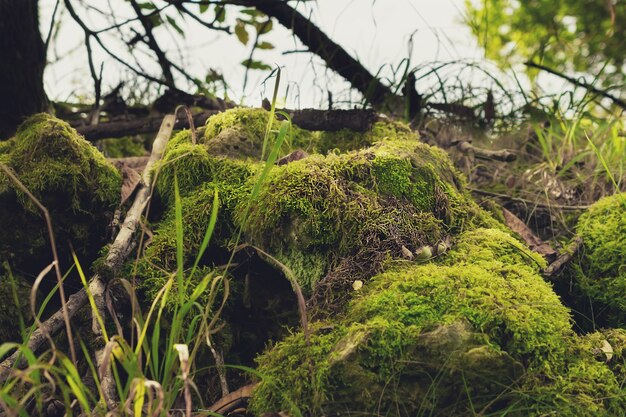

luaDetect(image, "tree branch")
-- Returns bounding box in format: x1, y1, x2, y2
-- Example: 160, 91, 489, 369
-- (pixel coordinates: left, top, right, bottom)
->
243, 0, 399, 108
525, 60, 626, 110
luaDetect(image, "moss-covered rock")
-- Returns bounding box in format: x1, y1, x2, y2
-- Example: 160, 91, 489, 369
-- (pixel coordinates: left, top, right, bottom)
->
250, 227, 578, 416
203, 107, 317, 160
0, 113, 121, 273
145, 111, 495, 304
574, 193, 626, 324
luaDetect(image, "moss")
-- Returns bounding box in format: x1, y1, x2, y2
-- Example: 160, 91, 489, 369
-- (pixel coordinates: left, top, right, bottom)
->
99, 136, 146, 158
203, 107, 317, 160
521, 328, 626, 416
573, 193, 626, 322
0, 114, 121, 271
318, 119, 419, 154
0, 271, 31, 343
444, 227, 547, 271
155, 139, 257, 206
251, 243, 575, 415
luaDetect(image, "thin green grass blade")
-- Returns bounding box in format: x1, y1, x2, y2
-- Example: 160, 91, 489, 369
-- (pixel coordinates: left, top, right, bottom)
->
190, 188, 219, 278
262, 67, 281, 160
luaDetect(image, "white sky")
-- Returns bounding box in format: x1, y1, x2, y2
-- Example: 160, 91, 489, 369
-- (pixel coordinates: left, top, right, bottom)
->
40, 0, 526, 109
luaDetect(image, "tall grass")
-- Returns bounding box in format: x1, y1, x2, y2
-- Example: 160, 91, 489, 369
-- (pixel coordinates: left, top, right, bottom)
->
0, 70, 297, 416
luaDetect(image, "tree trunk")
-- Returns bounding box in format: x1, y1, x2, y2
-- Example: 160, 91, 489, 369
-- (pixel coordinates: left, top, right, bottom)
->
0, 0, 49, 140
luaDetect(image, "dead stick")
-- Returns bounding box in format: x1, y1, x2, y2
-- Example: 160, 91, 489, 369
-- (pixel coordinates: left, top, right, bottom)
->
93, 114, 175, 409
456, 141, 516, 162
544, 237, 583, 278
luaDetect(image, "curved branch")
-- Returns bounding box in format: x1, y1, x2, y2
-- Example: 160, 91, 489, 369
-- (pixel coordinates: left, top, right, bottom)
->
525, 60, 626, 110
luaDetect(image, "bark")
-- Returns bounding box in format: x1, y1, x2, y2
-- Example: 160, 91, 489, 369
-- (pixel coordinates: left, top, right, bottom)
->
0, 0, 49, 139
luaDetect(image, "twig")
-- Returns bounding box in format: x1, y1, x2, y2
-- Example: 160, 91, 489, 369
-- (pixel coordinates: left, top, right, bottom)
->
456, 141, 516, 162
128, 0, 176, 87
93, 114, 175, 408
543, 236, 583, 278
525, 60, 626, 110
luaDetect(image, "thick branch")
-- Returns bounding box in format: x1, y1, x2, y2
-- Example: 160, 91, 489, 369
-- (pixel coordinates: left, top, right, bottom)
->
247, 0, 398, 107
77, 107, 381, 140
129, 0, 176, 87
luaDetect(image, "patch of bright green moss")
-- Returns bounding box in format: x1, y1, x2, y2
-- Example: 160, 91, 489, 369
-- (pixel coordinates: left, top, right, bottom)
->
0, 114, 121, 270
573, 193, 626, 322
203, 107, 317, 160
100, 136, 146, 158
251, 240, 574, 415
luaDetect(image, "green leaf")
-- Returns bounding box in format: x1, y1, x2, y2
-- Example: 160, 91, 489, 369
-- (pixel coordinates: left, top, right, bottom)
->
149, 13, 162, 28
240, 8, 264, 17
235, 20, 249, 45
257, 41, 274, 50
241, 59, 272, 70
199, 3, 209, 13
256, 19, 273, 34
214, 5, 226, 23
138, 2, 156, 10
166, 15, 185, 37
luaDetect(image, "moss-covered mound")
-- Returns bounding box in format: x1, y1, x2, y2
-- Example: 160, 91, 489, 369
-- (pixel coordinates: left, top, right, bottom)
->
250, 228, 626, 416
143, 109, 496, 305
574, 193, 626, 324
203, 107, 317, 159
317, 118, 419, 154
0, 113, 121, 272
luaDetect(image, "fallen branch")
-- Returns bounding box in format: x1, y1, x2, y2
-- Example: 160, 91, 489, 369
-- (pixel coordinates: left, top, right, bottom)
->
208, 383, 257, 415
543, 236, 583, 278
78, 107, 382, 140
77, 110, 218, 141
93, 114, 175, 408
456, 141, 516, 162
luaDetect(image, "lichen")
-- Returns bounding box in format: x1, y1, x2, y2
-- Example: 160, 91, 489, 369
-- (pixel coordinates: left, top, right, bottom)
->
573, 192, 626, 324
0, 113, 121, 271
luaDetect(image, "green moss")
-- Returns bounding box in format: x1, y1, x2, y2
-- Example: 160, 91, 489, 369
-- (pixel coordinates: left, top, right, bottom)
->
521, 328, 626, 416
318, 119, 419, 154
444, 227, 547, 271
203, 107, 317, 160
0, 271, 31, 343
574, 193, 626, 320
0, 114, 121, 271
252, 244, 574, 415
100, 136, 146, 158
155, 138, 257, 206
